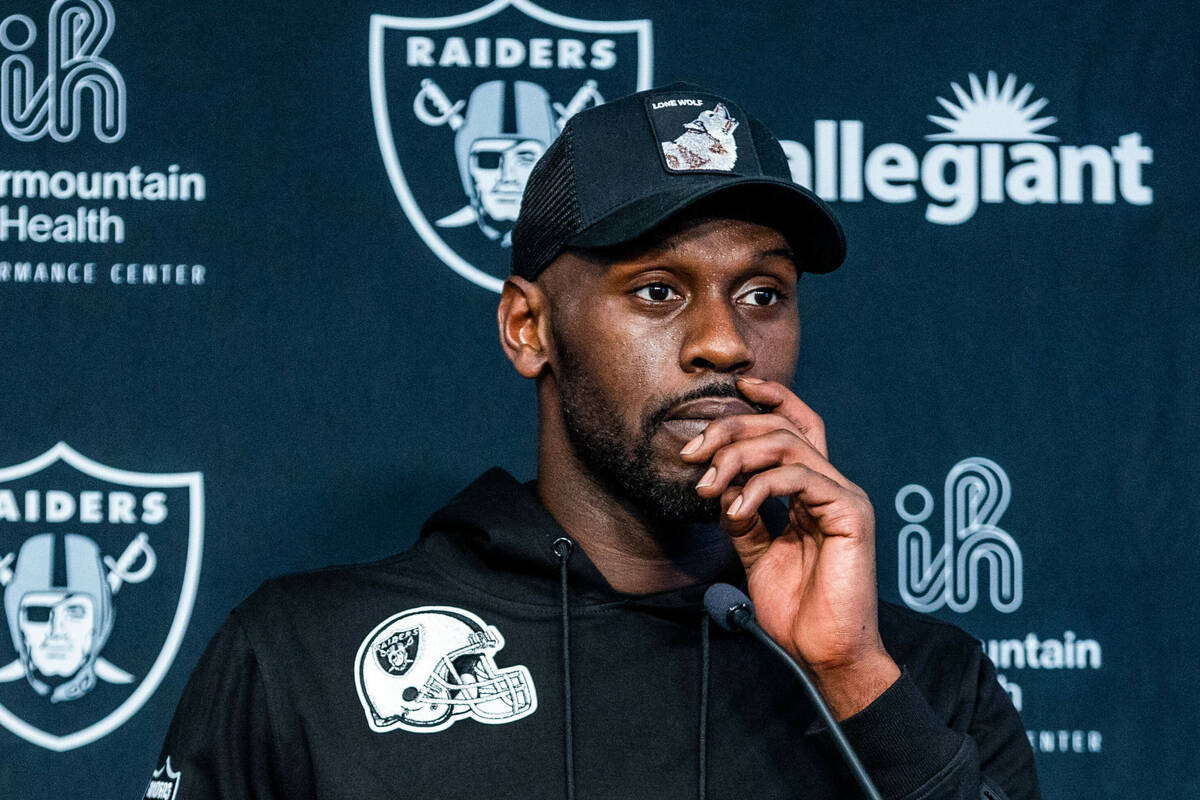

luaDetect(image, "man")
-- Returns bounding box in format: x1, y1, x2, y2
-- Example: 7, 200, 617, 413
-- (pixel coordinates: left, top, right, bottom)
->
146, 84, 1039, 799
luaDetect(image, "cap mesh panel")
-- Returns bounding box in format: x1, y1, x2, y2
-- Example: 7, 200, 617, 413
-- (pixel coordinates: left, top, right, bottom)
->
510, 126, 580, 279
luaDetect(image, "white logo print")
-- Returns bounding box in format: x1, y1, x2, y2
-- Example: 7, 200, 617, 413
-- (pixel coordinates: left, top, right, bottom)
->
0, 0, 127, 143
927, 71, 1057, 142
896, 457, 1023, 613
412, 76, 590, 245
355, 606, 536, 734
369, 0, 652, 292
780, 70, 1153, 224
143, 756, 181, 800
660, 103, 739, 171
0, 443, 203, 751
0, 531, 156, 702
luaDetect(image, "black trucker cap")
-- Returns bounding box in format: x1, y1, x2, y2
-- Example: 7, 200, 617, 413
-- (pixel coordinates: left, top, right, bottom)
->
511, 82, 845, 280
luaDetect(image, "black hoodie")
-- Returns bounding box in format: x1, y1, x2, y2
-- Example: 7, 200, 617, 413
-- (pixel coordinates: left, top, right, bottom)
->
146, 469, 1040, 800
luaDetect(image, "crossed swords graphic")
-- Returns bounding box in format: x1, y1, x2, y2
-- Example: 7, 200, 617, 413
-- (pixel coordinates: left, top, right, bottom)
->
413, 77, 604, 131
0, 533, 156, 685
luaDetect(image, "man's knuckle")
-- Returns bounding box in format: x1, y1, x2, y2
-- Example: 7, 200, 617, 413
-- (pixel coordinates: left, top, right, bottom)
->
710, 448, 739, 473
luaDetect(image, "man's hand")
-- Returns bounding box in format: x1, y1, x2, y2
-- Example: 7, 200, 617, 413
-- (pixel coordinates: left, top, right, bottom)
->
681, 376, 900, 719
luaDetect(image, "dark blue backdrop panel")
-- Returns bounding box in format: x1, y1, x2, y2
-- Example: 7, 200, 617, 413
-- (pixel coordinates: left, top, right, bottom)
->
0, 0, 1196, 797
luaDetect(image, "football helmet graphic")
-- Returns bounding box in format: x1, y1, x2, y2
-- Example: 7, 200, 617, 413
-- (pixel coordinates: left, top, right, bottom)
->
355, 606, 537, 734
3, 534, 115, 702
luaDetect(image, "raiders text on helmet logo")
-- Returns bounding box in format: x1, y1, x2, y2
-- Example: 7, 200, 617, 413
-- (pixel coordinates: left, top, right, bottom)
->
369, 0, 653, 292
355, 606, 536, 734
0, 444, 203, 751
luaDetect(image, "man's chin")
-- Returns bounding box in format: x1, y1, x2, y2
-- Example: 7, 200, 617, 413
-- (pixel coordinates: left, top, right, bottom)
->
629, 476, 722, 526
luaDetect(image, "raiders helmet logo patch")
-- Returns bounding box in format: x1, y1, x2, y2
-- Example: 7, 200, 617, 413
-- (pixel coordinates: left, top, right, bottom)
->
355, 606, 536, 734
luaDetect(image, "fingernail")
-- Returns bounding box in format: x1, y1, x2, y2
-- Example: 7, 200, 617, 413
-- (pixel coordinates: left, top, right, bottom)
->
738, 376, 765, 385
680, 434, 703, 455
727, 494, 744, 517
696, 467, 717, 489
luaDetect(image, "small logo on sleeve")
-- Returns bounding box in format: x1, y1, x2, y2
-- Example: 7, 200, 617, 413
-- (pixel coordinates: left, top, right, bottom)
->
143, 756, 181, 800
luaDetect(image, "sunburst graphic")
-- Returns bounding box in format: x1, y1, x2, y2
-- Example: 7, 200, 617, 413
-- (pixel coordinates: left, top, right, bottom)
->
926, 71, 1058, 142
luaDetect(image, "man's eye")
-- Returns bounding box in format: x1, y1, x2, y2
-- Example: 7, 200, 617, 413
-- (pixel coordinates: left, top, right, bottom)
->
740, 287, 782, 306
634, 284, 679, 302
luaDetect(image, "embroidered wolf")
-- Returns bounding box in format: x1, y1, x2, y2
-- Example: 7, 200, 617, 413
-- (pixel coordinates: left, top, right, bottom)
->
660, 103, 739, 171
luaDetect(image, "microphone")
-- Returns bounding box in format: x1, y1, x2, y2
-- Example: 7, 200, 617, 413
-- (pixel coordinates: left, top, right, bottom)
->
703, 583, 884, 800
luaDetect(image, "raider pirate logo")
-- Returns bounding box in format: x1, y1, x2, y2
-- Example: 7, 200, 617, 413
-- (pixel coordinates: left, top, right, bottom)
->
369, 0, 653, 291
374, 626, 419, 676
0, 443, 203, 751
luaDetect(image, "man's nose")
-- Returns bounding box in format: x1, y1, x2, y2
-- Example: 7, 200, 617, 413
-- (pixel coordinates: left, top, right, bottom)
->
48, 608, 68, 637
679, 295, 754, 373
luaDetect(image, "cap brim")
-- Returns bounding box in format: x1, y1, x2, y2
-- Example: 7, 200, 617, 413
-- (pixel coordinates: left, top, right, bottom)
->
565, 177, 846, 274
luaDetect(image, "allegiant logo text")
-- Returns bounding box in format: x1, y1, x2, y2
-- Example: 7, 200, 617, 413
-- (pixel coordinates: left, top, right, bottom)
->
780, 72, 1152, 225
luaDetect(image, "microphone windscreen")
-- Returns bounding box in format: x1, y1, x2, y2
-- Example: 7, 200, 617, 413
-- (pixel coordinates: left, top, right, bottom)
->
703, 582, 755, 631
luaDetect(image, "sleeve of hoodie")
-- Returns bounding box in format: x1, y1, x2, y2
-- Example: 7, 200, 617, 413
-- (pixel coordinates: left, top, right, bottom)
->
809, 643, 1040, 800
142, 610, 314, 800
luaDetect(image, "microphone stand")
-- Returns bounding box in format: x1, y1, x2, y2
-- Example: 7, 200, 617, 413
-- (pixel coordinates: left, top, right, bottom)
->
706, 584, 884, 800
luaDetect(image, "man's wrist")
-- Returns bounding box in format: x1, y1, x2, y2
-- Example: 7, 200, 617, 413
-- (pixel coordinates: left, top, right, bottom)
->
812, 650, 902, 721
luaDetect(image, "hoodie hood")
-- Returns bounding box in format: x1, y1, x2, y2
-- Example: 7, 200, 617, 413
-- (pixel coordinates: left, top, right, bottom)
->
415, 467, 751, 613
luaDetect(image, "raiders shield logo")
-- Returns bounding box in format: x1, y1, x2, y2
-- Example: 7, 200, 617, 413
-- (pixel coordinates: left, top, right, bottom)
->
369, 0, 653, 291
374, 626, 419, 675
0, 444, 203, 751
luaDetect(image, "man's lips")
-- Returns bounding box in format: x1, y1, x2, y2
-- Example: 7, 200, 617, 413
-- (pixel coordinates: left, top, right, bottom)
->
660, 397, 756, 441
665, 397, 756, 421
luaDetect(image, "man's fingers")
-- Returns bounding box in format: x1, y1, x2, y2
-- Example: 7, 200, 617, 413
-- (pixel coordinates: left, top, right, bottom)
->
680, 412, 808, 463
718, 486, 772, 570
725, 463, 862, 532
694, 429, 851, 498
734, 377, 828, 457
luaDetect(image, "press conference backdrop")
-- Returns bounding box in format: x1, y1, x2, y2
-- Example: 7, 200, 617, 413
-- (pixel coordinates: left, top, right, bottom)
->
0, 0, 1196, 796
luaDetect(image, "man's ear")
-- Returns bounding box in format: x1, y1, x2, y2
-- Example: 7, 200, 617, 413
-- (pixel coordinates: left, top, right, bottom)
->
498, 275, 552, 379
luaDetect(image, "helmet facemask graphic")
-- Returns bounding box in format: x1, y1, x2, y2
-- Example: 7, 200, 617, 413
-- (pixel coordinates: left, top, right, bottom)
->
3, 534, 116, 702
449, 80, 557, 245
20, 591, 97, 679
355, 607, 537, 733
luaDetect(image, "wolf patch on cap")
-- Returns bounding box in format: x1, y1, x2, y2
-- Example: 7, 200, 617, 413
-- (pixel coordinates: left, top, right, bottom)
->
660, 103, 738, 171
511, 81, 846, 280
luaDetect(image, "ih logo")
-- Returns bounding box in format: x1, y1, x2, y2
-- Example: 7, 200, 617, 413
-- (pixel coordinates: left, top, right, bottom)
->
0, 444, 203, 751
895, 457, 1022, 614
369, 0, 652, 292
0, 0, 127, 143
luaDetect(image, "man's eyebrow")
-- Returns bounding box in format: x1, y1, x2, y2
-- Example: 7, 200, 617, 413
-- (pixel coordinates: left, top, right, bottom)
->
756, 246, 797, 262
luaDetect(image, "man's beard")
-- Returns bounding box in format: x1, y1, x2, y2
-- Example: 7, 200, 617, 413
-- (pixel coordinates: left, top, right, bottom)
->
554, 341, 738, 525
